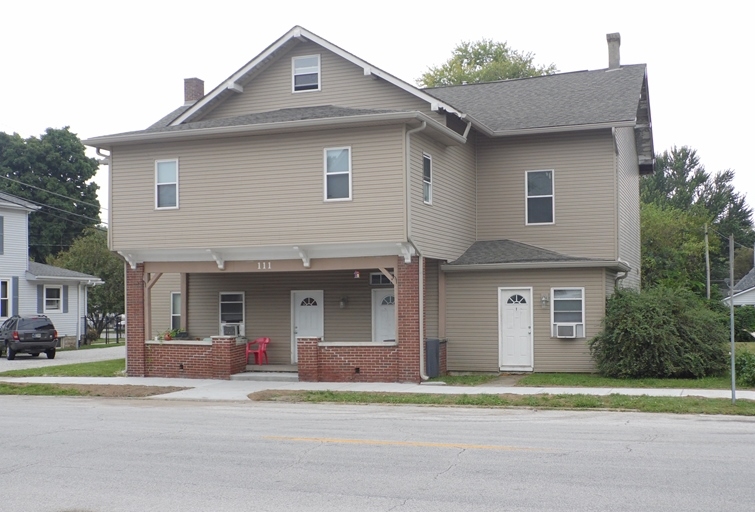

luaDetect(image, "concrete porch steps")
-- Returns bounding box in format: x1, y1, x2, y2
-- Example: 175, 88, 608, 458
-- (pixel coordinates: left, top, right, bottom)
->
230, 364, 299, 382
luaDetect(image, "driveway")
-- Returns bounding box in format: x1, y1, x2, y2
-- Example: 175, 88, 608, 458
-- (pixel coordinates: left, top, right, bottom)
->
0, 344, 125, 372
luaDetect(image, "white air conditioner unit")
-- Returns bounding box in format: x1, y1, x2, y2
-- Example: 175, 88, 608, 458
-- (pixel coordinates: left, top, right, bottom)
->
555, 323, 578, 339
221, 323, 240, 337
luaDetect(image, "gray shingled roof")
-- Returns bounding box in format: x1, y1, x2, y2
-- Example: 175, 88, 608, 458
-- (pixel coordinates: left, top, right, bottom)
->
125, 105, 397, 137
424, 65, 647, 132
0, 192, 40, 211
447, 240, 598, 266
735, 267, 755, 292
27, 261, 101, 281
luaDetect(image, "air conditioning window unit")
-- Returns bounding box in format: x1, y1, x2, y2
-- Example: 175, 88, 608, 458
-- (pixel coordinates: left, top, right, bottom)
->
554, 323, 580, 339
222, 323, 240, 337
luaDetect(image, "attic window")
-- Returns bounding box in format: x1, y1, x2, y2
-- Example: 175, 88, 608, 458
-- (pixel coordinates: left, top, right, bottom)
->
292, 55, 320, 92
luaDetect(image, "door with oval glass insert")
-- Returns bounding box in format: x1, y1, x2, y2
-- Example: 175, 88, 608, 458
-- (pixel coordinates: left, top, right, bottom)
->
291, 290, 324, 363
499, 288, 533, 370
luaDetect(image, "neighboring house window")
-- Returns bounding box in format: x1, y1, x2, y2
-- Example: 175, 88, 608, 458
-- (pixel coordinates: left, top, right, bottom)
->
423, 154, 432, 204
292, 55, 320, 92
551, 288, 585, 338
156, 159, 179, 209
44, 285, 62, 313
324, 147, 352, 201
219, 292, 244, 334
171, 292, 181, 331
0, 279, 9, 318
526, 170, 554, 224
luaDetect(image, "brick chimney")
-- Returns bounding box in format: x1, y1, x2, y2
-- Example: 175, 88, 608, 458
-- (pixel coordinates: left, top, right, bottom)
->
606, 33, 621, 69
184, 77, 204, 104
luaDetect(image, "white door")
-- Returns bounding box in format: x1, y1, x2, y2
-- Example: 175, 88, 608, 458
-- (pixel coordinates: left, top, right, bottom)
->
499, 288, 533, 370
372, 288, 396, 342
291, 290, 324, 363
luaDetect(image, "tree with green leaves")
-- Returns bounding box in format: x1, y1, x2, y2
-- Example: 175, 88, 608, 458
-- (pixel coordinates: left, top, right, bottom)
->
640, 145, 754, 293
47, 228, 123, 338
417, 39, 557, 88
0, 127, 101, 263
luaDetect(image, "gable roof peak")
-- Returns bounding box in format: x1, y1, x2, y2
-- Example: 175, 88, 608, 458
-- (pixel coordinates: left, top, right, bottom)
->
169, 26, 462, 126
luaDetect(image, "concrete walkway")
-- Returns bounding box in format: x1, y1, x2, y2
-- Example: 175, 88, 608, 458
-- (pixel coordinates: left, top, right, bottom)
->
1, 373, 753, 402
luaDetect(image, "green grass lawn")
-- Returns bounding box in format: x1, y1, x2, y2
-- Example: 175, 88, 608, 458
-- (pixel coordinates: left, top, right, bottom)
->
255, 390, 755, 416
0, 359, 125, 377
0, 382, 87, 396
60, 340, 125, 351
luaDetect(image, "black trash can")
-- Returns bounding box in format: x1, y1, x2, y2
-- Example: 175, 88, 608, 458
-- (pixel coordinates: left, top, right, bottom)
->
426, 338, 440, 378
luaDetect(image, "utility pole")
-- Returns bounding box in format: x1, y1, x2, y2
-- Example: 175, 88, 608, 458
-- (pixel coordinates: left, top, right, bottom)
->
705, 224, 711, 300
729, 234, 736, 404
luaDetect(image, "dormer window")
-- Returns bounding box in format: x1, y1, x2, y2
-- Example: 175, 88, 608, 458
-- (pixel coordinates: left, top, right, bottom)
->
293, 55, 320, 92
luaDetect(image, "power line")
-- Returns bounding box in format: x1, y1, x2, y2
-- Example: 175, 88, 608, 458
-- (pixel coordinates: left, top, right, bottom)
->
4, 192, 107, 226
0, 174, 107, 211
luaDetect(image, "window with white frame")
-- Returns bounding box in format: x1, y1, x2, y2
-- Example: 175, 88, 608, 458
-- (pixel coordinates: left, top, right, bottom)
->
370, 272, 394, 285
44, 285, 62, 313
423, 153, 432, 204
170, 292, 181, 331
324, 147, 351, 200
551, 288, 585, 338
526, 170, 554, 224
155, 159, 178, 209
0, 280, 9, 318
219, 292, 244, 333
292, 55, 320, 92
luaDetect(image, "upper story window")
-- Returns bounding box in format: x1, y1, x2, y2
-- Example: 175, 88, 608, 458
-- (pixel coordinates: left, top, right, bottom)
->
44, 285, 62, 313
423, 154, 432, 204
293, 55, 320, 92
526, 170, 554, 224
324, 147, 352, 201
156, 159, 179, 209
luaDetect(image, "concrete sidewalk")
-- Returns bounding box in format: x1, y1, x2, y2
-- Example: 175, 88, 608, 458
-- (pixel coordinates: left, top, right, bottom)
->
1, 374, 753, 402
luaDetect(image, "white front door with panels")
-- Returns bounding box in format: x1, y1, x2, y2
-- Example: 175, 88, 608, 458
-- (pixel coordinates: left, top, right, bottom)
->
499, 288, 533, 371
291, 290, 324, 363
372, 288, 396, 342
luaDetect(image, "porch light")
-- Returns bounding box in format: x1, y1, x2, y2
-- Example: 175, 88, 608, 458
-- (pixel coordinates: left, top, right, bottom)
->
339, 296, 349, 309
354, 270, 360, 278
541, 294, 550, 309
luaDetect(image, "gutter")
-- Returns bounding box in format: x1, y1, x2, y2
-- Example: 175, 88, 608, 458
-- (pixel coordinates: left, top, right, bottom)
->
404, 122, 430, 382
84, 111, 466, 149
441, 260, 631, 273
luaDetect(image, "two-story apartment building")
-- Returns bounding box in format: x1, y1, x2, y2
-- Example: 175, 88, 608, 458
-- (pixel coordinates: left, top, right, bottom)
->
85, 27, 653, 381
0, 192, 103, 350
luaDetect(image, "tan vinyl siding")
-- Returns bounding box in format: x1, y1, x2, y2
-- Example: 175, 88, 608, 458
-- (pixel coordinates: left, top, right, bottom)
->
111, 126, 405, 250
202, 42, 442, 121
424, 258, 439, 339
476, 130, 617, 260
605, 269, 616, 297
445, 268, 605, 373
187, 269, 392, 364
616, 127, 641, 289
411, 132, 477, 260
149, 273, 181, 338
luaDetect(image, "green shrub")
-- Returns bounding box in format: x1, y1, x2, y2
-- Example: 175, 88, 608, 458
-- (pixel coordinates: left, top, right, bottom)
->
589, 287, 728, 378
736, 351, 755, 387
734, 306, 755, 342
85, 328, 99, 343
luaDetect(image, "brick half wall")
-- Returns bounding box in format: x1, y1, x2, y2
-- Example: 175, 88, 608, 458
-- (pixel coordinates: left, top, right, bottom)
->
297, 339, 399, 382
144, 336, 246, 379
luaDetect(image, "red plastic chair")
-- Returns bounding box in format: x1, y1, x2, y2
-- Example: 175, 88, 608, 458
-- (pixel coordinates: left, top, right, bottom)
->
246, 337, 270, 365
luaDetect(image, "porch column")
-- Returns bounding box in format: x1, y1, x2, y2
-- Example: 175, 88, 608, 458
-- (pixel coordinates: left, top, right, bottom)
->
397, 256, 423, 382
125, 263, 146, 377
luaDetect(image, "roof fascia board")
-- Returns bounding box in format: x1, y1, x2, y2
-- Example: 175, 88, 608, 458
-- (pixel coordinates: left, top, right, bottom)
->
25, 273, 104, 284
0, 200, 41, 212
489, 120, 635, 137
441, 260, 631, 272
170, 26, 463, 126
84, 111, 465, 148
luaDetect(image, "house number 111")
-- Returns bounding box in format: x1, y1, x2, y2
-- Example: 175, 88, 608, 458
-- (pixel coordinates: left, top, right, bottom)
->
257, 262, 272, 270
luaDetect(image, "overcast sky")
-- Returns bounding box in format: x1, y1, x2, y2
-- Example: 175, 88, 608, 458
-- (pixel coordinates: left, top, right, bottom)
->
1, 1, 751, 220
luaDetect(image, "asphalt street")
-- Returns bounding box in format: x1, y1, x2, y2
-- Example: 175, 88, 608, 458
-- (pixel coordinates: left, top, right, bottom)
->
1, 397, 753, 512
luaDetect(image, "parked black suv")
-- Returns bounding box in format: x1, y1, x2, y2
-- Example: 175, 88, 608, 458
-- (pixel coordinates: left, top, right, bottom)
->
0, 315, 58, 360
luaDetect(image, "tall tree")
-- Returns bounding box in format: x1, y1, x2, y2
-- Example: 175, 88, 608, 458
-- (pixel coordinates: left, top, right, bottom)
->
47, 229, 123, 338
417, 39, 557, 88
0, 127, 101, 262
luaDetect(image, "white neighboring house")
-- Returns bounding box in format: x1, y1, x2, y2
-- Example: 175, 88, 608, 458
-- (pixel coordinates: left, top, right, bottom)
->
723, 267, 755, 307
0, 192, 103, 344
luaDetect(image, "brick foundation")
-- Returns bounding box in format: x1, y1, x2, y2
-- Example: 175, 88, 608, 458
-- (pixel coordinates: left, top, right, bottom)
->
144, 337, 246, 379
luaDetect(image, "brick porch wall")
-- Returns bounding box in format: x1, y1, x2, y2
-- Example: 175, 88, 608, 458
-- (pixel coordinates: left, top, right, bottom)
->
145, 336, 246, 379
297, 339, 399, 382
125, 264, 145, 377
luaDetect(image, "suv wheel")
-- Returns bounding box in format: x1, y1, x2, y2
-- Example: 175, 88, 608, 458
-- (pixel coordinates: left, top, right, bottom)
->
46, 348, 56, 359
7, 344, 16, 360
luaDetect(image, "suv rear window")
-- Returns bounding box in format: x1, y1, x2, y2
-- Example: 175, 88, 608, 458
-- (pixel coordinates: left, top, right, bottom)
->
17, 318, 55, 330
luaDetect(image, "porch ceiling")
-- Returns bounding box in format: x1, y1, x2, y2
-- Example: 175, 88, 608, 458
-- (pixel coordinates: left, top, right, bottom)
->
119, 241, 414, 271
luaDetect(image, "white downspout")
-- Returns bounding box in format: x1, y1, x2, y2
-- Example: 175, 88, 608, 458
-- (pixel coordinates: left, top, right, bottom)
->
405, 122, 429, 381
